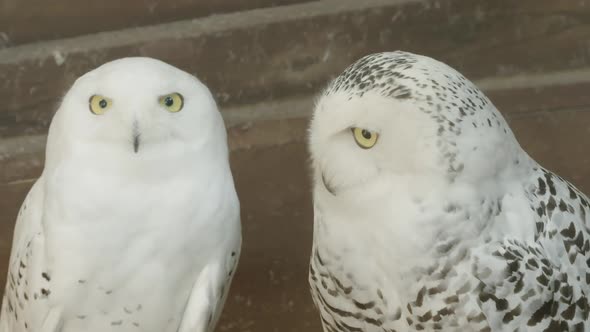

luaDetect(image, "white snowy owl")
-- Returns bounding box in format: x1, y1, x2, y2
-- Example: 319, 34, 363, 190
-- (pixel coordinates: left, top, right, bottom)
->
308, 51, 590, 331
0, 58, 241, 332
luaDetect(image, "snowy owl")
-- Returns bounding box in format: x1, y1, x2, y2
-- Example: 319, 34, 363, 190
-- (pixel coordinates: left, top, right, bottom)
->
0, 57, 241, 332
308, 51, 590, 331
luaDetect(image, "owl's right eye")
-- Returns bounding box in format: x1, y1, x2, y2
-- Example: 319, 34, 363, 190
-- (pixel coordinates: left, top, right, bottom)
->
89, 95, 112, 115
159, 93, 184, 113
352, 128, 378, 149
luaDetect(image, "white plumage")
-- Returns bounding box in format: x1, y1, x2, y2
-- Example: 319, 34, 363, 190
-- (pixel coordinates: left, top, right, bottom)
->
0, 57, 241, 332
308, 51, 590, 331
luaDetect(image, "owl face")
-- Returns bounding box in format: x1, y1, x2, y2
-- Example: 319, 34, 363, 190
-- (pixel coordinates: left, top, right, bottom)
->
308, 52, 524, 198
53, 57, 225, 157
309, 91, 442, 197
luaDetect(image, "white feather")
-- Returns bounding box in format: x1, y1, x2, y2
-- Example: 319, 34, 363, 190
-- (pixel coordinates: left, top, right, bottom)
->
1, 57, 241, 332
308, 51, 590, 331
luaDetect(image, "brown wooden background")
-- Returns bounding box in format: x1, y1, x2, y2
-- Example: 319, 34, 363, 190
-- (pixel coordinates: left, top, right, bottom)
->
3, 0, 590, 138
0, 0, 312, 46
1, 0, 590, 331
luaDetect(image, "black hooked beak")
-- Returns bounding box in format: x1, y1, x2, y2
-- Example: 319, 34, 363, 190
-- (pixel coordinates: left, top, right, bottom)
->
133, 134, 140, 153
321, 172, 337, 196
132, 121, 140, 153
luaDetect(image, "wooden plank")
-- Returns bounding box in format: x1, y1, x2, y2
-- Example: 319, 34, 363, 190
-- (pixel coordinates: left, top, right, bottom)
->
0, 136, 45, 182
0, 0, 314, 47
2, 0, 590, 137
1, 71, 590, 184
488, 81, 590, 115
508, 109, 590, 193
1, 104, 589, 190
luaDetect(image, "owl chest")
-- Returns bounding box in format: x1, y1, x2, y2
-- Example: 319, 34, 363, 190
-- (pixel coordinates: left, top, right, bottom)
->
48, 221, 199, 325
11, 227, 202, 332
309, 245, 413, 332
44, 168, 207, 265
38, 175, 215, 330
54, 267, 195, 332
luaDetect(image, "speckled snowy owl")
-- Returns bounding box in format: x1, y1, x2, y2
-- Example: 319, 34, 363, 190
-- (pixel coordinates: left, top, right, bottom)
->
308, 51, 590, 332
0, 58, 241, 332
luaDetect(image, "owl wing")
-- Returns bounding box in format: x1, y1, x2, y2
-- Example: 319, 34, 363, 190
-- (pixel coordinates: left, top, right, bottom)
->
0, 177, 63, 332
309, 167, 590, 332
474, 168, 590, 331
411, 167, 590, 331
177, 214, 241, 332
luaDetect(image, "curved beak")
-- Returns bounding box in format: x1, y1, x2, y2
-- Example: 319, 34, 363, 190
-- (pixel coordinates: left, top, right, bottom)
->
321, 172, 337, 196
133, 134, 140, 153
132, 120, 140, 153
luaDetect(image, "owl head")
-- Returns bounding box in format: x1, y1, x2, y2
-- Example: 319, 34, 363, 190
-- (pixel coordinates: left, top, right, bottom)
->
45, 57, 229, 171
308, 51, 527, 198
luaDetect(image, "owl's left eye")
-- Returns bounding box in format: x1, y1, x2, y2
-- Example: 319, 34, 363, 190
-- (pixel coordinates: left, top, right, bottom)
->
159, 93, 184, 113
352, 128, 378, 149
89, 95, 112, 115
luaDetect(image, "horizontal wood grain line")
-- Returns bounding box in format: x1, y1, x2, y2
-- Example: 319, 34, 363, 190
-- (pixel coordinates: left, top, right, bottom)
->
1, 74, 590, 185
2, 0, 590, 137
0, 0, 315, 47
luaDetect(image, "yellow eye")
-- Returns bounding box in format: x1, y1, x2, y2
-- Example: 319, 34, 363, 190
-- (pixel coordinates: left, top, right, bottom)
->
352, 128, 378, 149
89, 95, 112, 115
159, 93, 184, 113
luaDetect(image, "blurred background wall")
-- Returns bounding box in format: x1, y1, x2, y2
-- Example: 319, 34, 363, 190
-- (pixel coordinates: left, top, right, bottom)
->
1, 0, 590, 331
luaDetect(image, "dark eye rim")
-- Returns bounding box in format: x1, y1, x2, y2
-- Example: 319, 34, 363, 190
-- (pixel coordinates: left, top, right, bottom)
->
89, 95, 110, 115
160, 93, 184, 112
351, 127, 379, 149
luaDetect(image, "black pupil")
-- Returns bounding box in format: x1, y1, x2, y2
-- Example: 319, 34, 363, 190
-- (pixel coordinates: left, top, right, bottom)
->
98, 99, 107, 108
361, 129, 372, 140
165, 97, 174, 107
